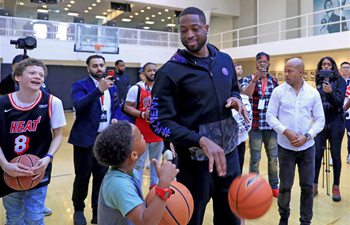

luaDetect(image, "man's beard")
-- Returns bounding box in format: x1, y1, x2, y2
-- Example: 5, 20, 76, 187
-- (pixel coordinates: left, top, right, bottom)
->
145, 75, 154, 82
182, 37, 207, 54
90, 72, 104, 79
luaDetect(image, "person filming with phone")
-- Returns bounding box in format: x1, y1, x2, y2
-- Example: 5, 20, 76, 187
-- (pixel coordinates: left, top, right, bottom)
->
313, 56, 346, 202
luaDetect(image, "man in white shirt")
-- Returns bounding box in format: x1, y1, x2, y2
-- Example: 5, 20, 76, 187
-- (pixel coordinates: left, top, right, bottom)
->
266, 58, 325, 225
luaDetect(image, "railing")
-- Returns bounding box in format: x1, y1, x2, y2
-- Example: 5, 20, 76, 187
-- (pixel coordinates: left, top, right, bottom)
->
0, 16, 181, 52
0, 4, 349, 51
209, 4, 350, 49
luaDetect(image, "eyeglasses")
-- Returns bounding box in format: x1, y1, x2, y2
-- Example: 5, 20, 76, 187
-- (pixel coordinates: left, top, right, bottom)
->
341, 66, 350, 70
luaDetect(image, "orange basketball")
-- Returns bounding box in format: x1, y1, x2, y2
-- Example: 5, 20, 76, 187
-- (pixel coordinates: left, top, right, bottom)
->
146, 181, 194, 225
3, 154, 44, 191
228, 173, 273, 219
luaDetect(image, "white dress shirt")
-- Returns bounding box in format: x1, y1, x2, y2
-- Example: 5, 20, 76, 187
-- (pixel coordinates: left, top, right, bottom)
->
91, 76, 112, 132
267, 81, 325, 151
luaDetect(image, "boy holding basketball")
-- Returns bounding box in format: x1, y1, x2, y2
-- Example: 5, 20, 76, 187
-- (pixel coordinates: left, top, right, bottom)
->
267, 58, 324, 225
93, 121, 178, 225
0, 58, 66, 224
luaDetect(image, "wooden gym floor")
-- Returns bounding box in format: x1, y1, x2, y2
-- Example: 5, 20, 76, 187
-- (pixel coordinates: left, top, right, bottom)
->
0, 112, 349, 225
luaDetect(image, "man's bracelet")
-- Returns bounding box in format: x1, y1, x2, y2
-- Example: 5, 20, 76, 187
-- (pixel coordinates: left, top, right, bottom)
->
45, 153, 53, 159
139, 111, 143, 118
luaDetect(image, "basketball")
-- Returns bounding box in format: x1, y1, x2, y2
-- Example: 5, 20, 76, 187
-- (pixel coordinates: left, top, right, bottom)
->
3, 154, 44, 191
146, 181, 194, 225
228, 173, 273, 219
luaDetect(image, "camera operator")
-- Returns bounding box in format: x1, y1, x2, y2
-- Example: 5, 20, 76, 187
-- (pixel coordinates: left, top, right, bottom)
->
340, 61, 350, 164
313, 56, 346, 202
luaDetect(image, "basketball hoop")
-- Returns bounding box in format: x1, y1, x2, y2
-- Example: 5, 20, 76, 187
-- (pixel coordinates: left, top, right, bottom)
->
94, 44, 105, 54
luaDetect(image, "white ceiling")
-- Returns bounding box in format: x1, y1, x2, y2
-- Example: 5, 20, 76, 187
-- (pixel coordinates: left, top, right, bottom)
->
1, 0, 180, 31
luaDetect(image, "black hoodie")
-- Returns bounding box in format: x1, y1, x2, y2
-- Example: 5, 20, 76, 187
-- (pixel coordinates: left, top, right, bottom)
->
150, 44, 241, 160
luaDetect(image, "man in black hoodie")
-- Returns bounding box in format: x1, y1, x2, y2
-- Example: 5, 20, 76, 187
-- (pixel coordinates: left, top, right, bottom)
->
150, 7, 248, 225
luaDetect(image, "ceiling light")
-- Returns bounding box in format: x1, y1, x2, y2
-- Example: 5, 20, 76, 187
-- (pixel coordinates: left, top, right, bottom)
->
18, 2, 24, 5
70, 1, 75, 4
88, 7, 92, 10
42, 5, 47, 8
96, 0, 101, 2
174, 14, 176, 17
68, 12, 79, 16
167, 23, 176, 27
161, 19, 165, 22
92, 3, 96, 6
121, 18, 132, 22
145, 21, 155, 24
152, 15, 155, 17
158, 12, 162, 15
165, 9, 169, 12
37, 8, 49, 13
103, 12, 107, 15
140, 10, 144, 12
84, 10, 88, 13
49, 9, 60, 13
167, 17, 171, 19
129, 15, 133, 18
107, 9, 112, 12
143, 26, 150, 30
147, 6, 151, 9
67, 4, 71, 7
145, 17, 149, 20
135, 12, 139, 15
64, 8, 68, 11
96, 15, 106, 19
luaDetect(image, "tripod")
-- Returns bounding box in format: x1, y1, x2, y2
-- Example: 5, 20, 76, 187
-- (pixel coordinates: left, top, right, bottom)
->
321, 124, 331, 196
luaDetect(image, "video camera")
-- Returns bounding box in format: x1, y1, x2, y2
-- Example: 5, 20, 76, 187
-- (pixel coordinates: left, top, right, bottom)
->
316, 70, 336, 86
10, 37, 37, 50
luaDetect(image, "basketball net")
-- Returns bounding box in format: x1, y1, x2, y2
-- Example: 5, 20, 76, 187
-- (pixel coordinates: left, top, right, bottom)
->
94, 44, 104, 55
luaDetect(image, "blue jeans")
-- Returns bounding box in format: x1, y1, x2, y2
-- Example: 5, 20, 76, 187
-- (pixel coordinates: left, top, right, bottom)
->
249, 129, 279, 189
135, 141, 163, 187
278, 145, 315, 225
3, 185, 47, 225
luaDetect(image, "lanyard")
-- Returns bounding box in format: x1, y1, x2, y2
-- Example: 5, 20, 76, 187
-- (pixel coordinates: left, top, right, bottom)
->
100, 94, 105, 109
261, 78, 268, 97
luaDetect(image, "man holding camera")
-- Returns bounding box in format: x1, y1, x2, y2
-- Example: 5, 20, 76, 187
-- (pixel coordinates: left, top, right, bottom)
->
241, 52, 279, 197
69, 55, 124, 225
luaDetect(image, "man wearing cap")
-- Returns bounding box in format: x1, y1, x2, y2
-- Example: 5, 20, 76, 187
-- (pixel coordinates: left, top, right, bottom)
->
0, 54, 49, 95
241, 52, 279, 197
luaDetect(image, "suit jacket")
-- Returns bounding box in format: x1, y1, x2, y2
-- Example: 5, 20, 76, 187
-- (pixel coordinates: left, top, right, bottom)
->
68, 76, 126, 148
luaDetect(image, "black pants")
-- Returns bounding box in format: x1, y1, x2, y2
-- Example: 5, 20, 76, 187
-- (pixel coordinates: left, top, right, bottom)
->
237, 141, 245, 173
72, 145, 108, 215
314, 115, 345, 186
177, 150, 241, 225
278, 145, 315, 225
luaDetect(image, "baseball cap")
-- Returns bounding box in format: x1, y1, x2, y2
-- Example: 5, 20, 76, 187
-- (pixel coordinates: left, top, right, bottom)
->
12, 54, 29, 65
256, 52, 270, 61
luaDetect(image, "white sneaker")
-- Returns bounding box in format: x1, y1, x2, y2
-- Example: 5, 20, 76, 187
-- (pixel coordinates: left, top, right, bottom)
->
347, 154, 350, 164
43, 206, 52, 216
329, 156, 333, 166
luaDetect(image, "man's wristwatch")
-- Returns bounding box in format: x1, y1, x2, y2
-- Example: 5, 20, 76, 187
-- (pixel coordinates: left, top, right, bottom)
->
304, 133, 312, 141
155, 186, 174, 201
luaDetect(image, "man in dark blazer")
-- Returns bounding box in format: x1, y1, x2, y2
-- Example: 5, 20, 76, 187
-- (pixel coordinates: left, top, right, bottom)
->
69, 55, 124, 225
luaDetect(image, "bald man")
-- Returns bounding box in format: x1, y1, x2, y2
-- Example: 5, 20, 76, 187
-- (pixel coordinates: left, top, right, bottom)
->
266, 58, 325, 225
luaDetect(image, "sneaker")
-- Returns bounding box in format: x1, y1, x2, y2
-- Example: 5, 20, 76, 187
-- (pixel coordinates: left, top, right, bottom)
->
73, 211, 87, 225
332, 185, 341, 202
43, 206, 52, 216
279, 218, 288, 225
313, 183, 318, 197
329, 156, 333, 166
347, 154, 350, 164
272, 188, 279, 198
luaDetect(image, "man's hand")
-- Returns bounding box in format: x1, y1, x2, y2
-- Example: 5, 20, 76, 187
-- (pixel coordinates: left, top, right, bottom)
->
283, 129, 298, 143
199, 137, 226, 176
225, 97, 250, 123
290, 135, 307, 147
98, 77, 114, 93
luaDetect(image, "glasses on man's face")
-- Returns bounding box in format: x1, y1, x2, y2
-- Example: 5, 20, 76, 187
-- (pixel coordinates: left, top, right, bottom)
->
341, 66, 350, 70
